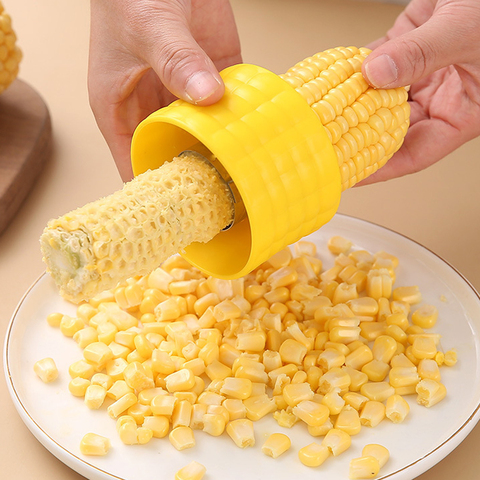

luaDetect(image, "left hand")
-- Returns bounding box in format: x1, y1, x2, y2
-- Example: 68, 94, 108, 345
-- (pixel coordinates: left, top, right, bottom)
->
359, 0, 480, 184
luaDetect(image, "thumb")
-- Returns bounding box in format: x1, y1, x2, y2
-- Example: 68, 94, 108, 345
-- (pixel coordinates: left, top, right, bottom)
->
148, 16, 224, 105
362, 13, 467, 89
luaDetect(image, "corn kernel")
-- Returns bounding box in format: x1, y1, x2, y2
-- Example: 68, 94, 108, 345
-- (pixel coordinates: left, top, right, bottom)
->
321, 388, 345, 415
416, 379, 447, 407
91, 372, 114, 390
151, 394, 177, 416
444, 349, 457, 367
244, 394, 276, 421
335, 405, 362, 435
262, 433, 291, 458
84, 384, 107, 409
343, 392, 369, 411
226, 419, 255, 448
328, 236, 352, 254
308, 416, 333, 437
298, 442, 331, 467
46, 312, 64, 327
345, 345, 373, 370
123, 361, 155, 391
279, 339, 308, 366
79, 433, 110, 456
349, 456, 380, 479
118, 419, 138, 445
60, 316, 85, 337
360, 401, 385, 427
411, 304, 438, 329
360, 382, 395, 402
175, 461, 206, 480
411, 336, 437, 360
83, 342, 113, 367
317, 367, 351, 394
347, 297, 378, 317
372, 335, 397, 363
392, 285, 422, 304
33, 357, 58, 383
68, 360, 95, 380
69, 377, 91, 397
169, 426, 195, 450
220, 377, 252, 400
236, 331, 266, 352
133, 426, 151, 444
108, 392, 138, 419
322, 428, 351, 456
273, 409, 298, 428
172, 400, 193, 429
283, 382, 314, 407
361, 360, 390, 382
362, 444, 390, 468
267, 266, 298, 289
292, 400, 329, 427
342, 366, 368, 392
417, 359, 441, 381
385, 394, 410, 423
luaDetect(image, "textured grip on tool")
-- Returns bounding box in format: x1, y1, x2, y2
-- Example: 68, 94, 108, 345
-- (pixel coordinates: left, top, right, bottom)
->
131, 64, 341, 279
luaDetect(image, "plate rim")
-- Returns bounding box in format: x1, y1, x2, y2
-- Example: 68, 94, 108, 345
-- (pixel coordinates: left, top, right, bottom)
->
4, 213, 480, 480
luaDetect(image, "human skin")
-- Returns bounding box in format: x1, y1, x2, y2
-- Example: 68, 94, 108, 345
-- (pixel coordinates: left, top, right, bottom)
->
360, 0, 480, 184
88, 0, 242, 181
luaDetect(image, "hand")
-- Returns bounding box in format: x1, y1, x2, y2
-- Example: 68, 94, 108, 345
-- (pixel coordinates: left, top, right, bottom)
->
88, 0, 242, 181
360, 0, 480, 184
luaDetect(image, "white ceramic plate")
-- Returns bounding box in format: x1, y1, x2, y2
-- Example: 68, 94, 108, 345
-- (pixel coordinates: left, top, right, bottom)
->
4, 214, 480, 480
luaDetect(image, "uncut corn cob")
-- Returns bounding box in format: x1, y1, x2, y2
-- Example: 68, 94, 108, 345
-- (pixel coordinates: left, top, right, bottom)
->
41, 46, 410, 303
0, 1, 22, 94
280, 46, 409, 191
40, 155, 234, 303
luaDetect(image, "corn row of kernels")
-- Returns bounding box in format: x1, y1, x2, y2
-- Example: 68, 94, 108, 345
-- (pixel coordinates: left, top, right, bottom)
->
0, 1, 22, 94
41, 236, 456, 478
280, 46, 410, 190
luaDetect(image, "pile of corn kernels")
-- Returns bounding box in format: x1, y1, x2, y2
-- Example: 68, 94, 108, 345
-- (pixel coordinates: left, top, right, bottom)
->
35, 236, 457, 480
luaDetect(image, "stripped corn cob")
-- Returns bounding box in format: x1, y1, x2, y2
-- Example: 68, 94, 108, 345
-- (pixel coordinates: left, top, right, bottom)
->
41, 47, 409, 302
280, 46, 410, 190
40, 155, 234, 303
0, 1, 22, 94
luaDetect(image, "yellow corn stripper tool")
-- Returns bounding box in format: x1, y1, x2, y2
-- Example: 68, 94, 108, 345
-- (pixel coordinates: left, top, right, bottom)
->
131, 46, 410, 280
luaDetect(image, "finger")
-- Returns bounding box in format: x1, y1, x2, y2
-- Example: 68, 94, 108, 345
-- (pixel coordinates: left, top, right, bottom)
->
365, 0, 436, 53
108, 132, 135, 182
362, 5, 475, 88
143, 12, 225, 105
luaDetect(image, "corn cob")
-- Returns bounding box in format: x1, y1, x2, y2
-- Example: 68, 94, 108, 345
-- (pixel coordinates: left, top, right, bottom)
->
0, 1, 22, 94
41, 47, 410, 302
280, 46, 409, 190
40, 155, 234, 303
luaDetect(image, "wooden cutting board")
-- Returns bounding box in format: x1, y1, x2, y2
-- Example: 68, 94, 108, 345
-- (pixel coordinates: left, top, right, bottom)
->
0, 79, 52, 235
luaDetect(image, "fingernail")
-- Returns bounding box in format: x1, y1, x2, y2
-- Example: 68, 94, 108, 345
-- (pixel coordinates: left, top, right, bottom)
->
364, 54, 398, 88
185, 70, 221, 103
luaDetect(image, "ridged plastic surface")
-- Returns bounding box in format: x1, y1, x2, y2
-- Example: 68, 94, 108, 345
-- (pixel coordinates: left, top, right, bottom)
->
131, 64, 341, 279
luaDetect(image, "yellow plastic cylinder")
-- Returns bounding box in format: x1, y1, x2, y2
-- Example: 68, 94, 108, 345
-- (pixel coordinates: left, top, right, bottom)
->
131, 64, 341, 279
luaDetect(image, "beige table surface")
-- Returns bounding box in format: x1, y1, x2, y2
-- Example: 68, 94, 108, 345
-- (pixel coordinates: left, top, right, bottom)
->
1, 0, 479, 479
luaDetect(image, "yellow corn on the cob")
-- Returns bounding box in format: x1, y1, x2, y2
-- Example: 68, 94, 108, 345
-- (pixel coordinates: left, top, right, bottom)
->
41, 47, 409, 303
0, 1, 22, 94
280, 47, 409, 190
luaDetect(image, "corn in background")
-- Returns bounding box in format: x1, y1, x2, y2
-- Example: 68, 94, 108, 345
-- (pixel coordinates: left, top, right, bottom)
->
0, 1, 22, 94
